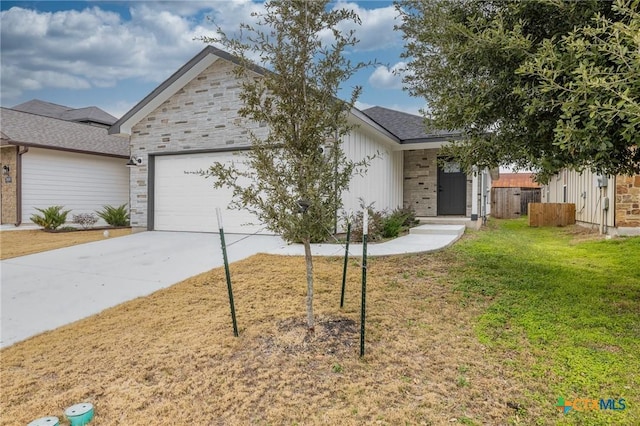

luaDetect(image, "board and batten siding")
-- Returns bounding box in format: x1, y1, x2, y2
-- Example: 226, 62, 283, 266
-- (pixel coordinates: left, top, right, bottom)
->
341, 125, 403, 219
542, 169, 615, 228
21, 148, 129, 224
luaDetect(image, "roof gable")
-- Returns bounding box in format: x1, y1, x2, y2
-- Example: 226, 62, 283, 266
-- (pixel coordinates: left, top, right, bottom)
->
110, 46, 241, 136
109, 46, 407, 148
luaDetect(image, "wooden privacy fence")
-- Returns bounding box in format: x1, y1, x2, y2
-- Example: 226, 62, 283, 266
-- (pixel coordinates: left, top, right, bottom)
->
528, 203, 576, 227
520, 189, 541, 214
491, 187, 541, 219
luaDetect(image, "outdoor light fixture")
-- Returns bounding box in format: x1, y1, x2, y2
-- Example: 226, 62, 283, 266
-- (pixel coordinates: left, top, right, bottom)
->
297, 199, 310, 214
126, 156, 143, 167
2, 165, 9, 175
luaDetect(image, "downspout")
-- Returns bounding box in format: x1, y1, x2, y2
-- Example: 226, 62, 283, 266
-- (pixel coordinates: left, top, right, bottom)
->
471, 166, 479, 221
612, 176, 617, 229
480, 169, 487, 224
15, 146, 28, 226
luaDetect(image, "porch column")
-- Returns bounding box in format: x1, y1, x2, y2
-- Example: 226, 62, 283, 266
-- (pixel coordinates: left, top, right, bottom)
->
471, 166, 479, 221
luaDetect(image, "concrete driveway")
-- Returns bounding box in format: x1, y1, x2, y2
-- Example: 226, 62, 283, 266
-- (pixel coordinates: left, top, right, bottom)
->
0, 231, 284, 348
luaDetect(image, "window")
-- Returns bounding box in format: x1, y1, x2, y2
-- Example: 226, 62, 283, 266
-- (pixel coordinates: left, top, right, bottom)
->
442, 161, 461, 173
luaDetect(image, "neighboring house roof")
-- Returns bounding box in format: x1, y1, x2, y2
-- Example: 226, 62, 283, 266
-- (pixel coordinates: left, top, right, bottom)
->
492, 173, 540, 188
361, 106, 461, 143
12, 99, 117, 127
0, 107, 129, 158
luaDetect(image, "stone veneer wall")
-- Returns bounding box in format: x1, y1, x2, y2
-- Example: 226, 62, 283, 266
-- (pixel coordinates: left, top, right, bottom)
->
0, 146, 18, 224
129, 60, 268, 228
403, 149, 438, 216
466, 174, 473, 218
616, 175, 640, 227
403, 148, 473, 217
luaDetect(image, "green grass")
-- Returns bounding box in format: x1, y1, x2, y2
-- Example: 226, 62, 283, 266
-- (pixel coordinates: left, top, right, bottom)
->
450, 219, 639, 425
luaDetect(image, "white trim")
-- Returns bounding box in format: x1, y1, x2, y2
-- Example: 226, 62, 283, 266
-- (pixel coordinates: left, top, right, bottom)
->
397, 140, 452, 150
471, 166, 479, 218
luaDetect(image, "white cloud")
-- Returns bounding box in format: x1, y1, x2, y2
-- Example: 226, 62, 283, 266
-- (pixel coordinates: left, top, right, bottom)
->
0, 3, 259, 104
368, 62, 407, 90
0, 1, 408, 113
101, 99, 138, 120
384, 103, 426, 116
330, 1, 402, 52
354, 100, 375, 111
0, 64, 91, 94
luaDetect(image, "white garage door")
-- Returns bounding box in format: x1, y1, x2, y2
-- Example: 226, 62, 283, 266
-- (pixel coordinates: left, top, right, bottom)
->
22, 148, 129, 224
154, 151, 264, 233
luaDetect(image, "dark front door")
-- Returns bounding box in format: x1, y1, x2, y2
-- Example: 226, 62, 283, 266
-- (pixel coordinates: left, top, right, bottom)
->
437, 161, 467, 215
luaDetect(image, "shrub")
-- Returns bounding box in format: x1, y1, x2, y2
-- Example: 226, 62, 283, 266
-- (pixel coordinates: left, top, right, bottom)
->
381, 214, 405, 238
394, 206, 419, 228
345, 204, 419, 241
347, 199, 385, 242
72, 213, 99, 229
96, 204, 130, 227
381, 207, 419, 238
30, 205, 70, 230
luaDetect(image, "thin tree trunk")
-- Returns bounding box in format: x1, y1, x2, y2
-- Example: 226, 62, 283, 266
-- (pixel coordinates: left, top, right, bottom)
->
303, 239, 315, 331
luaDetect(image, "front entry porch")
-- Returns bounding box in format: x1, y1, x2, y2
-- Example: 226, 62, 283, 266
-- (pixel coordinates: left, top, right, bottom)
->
403, 148, 474, 217
402, 148, 490, 229
415, 216, 481, 230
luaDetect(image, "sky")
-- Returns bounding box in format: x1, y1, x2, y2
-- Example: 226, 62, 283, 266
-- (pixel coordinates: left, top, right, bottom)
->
0, 0, 426, 120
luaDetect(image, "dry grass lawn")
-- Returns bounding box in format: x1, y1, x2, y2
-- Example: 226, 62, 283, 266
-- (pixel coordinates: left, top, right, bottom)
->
5, 222, 636, 425
0, 245, 520, 425
0, 228, 131, 260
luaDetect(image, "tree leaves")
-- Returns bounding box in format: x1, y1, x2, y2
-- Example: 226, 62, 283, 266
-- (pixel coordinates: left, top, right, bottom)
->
398, 0, 638, 183
200, 0, 371, 244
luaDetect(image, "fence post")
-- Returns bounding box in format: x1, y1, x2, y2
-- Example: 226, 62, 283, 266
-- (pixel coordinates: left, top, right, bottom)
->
216, 208, 238, 337
340, 213, 352, 308
360, 209, 368, 358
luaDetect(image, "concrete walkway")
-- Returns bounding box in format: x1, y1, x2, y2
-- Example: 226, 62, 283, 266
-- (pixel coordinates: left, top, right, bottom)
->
0, 225, 463, 348
267, 224, 465, 256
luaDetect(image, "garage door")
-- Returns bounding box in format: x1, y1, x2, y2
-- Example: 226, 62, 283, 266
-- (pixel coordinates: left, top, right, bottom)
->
154, 151, 265, 233
22, 148, 128, 224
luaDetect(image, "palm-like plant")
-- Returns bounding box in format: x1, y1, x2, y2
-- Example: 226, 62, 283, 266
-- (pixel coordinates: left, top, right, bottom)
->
30, 206, 70, 230
96, 204, 130, 227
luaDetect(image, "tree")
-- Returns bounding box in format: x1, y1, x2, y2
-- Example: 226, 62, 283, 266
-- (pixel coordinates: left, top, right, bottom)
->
519, 0, 640, 181
201, 0, 370, 331
397, 0, 638, 183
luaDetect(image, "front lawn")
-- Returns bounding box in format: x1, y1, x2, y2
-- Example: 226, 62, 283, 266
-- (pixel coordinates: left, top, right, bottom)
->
450, 220, 639, 425
0, 228, 132, 260
1, 219, 637, 425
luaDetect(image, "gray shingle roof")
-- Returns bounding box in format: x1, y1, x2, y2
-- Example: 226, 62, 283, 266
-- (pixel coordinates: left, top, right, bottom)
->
361, 106, 460, 142
12, 99, 117, 126
0, 107, 129, 157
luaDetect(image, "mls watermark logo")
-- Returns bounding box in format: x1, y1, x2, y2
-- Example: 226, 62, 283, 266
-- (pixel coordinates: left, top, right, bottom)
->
556, 396, 626, 413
